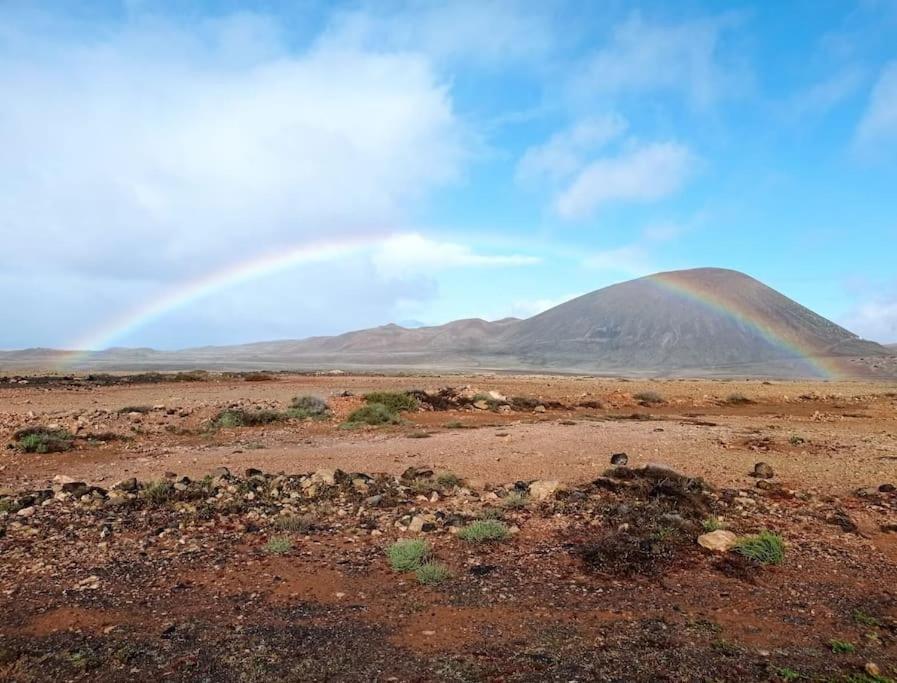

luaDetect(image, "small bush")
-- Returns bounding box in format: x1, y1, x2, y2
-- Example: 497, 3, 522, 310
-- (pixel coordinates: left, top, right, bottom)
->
457, 519, 509, 543
789, 435, 806, 446
265, 537, 293, 554
343, 403, 400, 427
274, 514, 317, 534
853, 610, 880, 627
243, 372, 274, 382
735, 530, 785, 565
116, 405, 153, 414
725, 393, 753, 405
364, 391, 418, 413
415, 561, 451, 585
634, 390, 664, 405
829, 639, 855, 654
436, 472, 461, 489
502, 491, 529, 509
509, 396, 541, 411
702, 516, 724, 532
472, 393, 505, 410
407, 430, 432, 439
388, 539, 429, 571
143, 480, 174, 504
14, 427, 74, 453
287, 395, 330, 420
212, 409, 284, 429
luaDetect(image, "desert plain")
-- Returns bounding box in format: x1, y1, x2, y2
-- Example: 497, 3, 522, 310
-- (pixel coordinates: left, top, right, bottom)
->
1, 371, 896, 681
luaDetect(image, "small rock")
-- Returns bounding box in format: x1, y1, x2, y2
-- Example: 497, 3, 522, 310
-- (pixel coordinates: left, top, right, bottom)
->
751, 462, 774, 479
528, 480, 562, 501
310, 469, 337, 486
610, 452, 628, 466
473, 400, 489, 410
697, 530, 738, 552
16, 506, 35, 518
879, 483, 895, 493
533, 405, 546, 413
865, 663, 881, 677
112, 478, 138, 492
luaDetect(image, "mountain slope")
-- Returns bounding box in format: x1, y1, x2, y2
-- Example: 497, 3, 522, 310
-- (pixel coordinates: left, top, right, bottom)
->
497, 268, 885, 373
2, 268, 892, 378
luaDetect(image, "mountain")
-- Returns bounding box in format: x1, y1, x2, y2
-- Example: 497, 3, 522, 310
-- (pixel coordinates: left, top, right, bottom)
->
1, 268, 893, 378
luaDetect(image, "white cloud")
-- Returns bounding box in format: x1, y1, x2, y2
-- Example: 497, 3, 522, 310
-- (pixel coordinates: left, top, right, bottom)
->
507, 293, 583, 319
856, 61, 897, 149
784, 68, 864, 119
319, 0, 556, 67
581, 245, 655, 276
0, 11, 466, 279
841, 298, 897, 343
577, 13, 746, 107
515, 114, 627, 183
371, 233, 539, 279
555, 143, 696, 219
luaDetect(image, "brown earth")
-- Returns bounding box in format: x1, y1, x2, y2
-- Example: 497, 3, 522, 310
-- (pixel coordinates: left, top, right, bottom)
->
1, 372, 897, 681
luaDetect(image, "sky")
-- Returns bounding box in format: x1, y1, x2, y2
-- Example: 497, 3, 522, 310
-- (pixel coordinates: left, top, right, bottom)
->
1, 0, 897, 351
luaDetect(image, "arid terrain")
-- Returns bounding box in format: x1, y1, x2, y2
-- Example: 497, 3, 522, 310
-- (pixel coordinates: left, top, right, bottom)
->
2, 371, 897, 681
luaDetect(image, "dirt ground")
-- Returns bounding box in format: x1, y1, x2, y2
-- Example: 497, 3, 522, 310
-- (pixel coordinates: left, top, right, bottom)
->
1, 372, 897, 681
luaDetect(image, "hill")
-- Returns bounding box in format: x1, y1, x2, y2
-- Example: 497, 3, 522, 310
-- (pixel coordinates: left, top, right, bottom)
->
1, 268, 893, 378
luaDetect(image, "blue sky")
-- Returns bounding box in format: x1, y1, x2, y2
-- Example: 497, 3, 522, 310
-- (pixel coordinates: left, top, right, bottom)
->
1, 0, 897, 350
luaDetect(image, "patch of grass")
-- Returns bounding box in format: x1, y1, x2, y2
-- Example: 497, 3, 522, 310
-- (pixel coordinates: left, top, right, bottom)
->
142, 480, 174, 504
735, 530, 785, 565
415, 561, 451, 585
853, 610, 880, 627
243, 372, 274, 382
116, 405, 153, 414
388, 539, 430, 571
634, 390, 664, 405
789, 435, 807, 446
363, 391, 418, 413
472, 393, 505, 410
265, 537, 293, 554
776, 667, 801, 681
342, 403, 401, 427
829, 639, 855, 654
457, 519, 509, 543
212, 408, 284, 429
14, 427, 74, 453
509, 396, 540, 411
725, 393, 753, 405
286, 395, 330, 420
274, 514, 317, 534
702, 516, 724, 532
435, 472, 461, 488
0, 498, 15, 513
501, 491, 529, 509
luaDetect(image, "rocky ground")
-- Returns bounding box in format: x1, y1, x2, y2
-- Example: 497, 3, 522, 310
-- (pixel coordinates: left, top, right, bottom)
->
1, 373, 897, 681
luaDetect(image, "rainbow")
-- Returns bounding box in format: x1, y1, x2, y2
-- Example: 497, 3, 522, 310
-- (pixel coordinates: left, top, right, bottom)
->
648, 270, 843, 379
57, 233, 386, 369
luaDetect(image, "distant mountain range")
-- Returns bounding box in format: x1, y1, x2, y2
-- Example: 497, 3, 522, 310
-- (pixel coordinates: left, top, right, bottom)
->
2, 268, 895, 378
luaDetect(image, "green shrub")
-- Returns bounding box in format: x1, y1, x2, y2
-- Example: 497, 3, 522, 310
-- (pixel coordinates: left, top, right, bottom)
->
829, 639, 855, 654
436, 472, 462, 489
15, 427, 74, 453
212, 408, 284, 429
702, 516, 724, 532
143, 480, 174, 504
735, 530, 785, 565
634, 391, 664, 405
287, 395, 329, 420
265, 537, 293, 554
343, 403, 401, 427
415, 561, 451, 585
388, 539, 429, 571
363, 391, 418, 413
502, 491, 529, 509
789, 435, 806, 446
457, 519, 509, 543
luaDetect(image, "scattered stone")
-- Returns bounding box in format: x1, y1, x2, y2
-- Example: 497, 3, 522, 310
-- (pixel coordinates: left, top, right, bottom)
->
697, 530, 738, 552
751, 462, 774, 479
533, 405, 546, 413
879, 483, 895, 493
528, 480, 562, 501
610, 452, 628, 466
